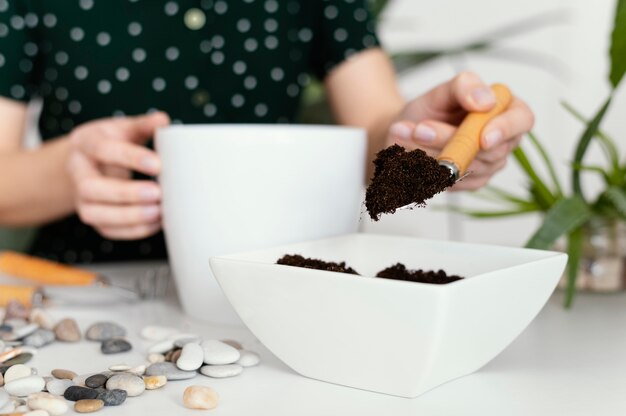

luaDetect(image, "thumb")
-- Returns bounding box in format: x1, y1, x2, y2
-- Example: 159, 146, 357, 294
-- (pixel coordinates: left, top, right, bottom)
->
117, 111, 171, 144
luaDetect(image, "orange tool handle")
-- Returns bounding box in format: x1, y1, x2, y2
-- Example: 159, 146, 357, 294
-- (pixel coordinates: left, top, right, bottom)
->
0, 251, 97, 286
437, 83, 513, 175
0, 284, 38, 307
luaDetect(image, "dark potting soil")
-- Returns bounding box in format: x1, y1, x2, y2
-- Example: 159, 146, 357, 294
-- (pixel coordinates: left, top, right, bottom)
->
376, 263, 463, 284
365, 144, 456, 221
276, 254, 360, 275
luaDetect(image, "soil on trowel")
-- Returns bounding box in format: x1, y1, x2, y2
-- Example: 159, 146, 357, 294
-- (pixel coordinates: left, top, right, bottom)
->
276, 254, 360, 275
376, 263, 463, 284
365, 144, 456, 221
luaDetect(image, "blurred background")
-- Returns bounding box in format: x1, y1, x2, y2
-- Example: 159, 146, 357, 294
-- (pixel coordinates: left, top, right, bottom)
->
1, 0, 623, 251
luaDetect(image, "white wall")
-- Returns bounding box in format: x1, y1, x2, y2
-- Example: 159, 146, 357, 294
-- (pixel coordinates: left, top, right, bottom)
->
361, 0, 625, 247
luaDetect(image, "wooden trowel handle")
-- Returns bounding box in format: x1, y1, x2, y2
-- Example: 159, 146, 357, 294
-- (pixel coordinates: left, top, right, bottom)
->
0, 251, 97, 286
0, 285, 38, 307
437, 83, 513, 175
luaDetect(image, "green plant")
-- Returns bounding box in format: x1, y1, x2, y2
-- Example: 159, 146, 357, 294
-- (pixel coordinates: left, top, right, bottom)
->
456, 0, 626, 308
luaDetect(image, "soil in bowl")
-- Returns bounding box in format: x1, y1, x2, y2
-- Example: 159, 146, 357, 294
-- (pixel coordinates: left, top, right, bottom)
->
376, 263, 463, 284
365, 144, 456, 221
277, 254, 360, 275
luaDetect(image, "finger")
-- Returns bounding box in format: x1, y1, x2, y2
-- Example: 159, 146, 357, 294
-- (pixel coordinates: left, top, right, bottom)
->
452, 158, 508, 190
481, 98, 534, 149
101, 166, 132, 180
77, 178, 161, 204
115, 111, 171, 144
421, 71, 496, 118
73, 135, 161, 176
475, 141, 511, 164
77, 203, 161, 227
97, 222, 162, 241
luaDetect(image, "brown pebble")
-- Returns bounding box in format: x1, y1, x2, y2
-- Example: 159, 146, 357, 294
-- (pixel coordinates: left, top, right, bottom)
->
6, 299, 31, 320
0, 372, 3, 387
54, 318, 81, 342
143, 375, 167, 390
221, 339, 243, 350
183, 385, 219, 410
170, 349, 182, 363
52, 369, 78, 380
74, 399, 104, 413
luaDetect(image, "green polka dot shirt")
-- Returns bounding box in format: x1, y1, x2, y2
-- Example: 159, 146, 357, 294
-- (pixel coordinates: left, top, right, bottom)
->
0, 0, 379, 263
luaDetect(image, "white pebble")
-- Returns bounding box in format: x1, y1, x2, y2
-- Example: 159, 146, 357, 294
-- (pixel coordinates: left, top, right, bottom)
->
200, 364, 243, 378
27, 392, 68, 416
109, 364, 131, 372
4, 364, 32, 383
168, 332, 200, 342
148, 353, 165, 363
201, 340, 240, 365
176, 343, 204, 371
4, 375, 45, 396
0, 389, 8, 408
183, 385, 219, 410
45, 378, 74, 396
0, 400, 15, 414
106, 374, 145, 397
29, 309, 55, 330
236, 350, 261, 367
148, 339, 174, 354
129, 365, 146, 376
140, 325, 179, 341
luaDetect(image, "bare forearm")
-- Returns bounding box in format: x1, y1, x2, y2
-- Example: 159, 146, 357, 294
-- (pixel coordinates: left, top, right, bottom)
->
0, 137, 75, 226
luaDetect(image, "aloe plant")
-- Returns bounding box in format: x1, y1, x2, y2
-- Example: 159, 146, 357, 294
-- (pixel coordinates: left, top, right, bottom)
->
457, 0, 626, 308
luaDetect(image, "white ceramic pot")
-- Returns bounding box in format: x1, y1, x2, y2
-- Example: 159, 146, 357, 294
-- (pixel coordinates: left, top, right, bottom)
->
156, 125, 366, 324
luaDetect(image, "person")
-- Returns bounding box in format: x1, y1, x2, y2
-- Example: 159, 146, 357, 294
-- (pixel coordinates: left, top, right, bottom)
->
0, 0, 533, 263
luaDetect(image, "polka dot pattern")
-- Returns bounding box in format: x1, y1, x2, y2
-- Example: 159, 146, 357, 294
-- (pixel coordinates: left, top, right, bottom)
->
0, 0, 380, 262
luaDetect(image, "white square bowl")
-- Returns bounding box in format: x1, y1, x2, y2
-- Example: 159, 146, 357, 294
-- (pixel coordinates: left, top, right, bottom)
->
209, 233, 567, 398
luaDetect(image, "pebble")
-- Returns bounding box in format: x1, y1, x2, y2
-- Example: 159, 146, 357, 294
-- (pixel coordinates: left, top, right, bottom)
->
85, 374, 108, 389
46, 378, 74, 396
29, 309, 55, 330
201, 340, 240, 365
0, 372, 3, 387
72, 374, 95, 387
143, 375, 166, 390
6, 299, 30, 320
4, 375, 45, 396
0, 400, 15, 413
54, 319, 81, 342
200, 364, 243, 378
4, 364, 32, 383
7, 323, 39, 341
176, 343, 204, 371
236, 350, 261, 367
74, 399, 104, 413
129, 365, 146, 376
23, 329, 56, 348
109, 364, 131, 372
145, 362, 196, 380
170, 349, 182, 363
101, 338, 132, 354
27, 392, 69, 416
86, 322, 126, 341
106, 374, 145, 397
147, 339, 174, 354
147, 353, 165, 364
174, 337, 201, 348
0, 389, 8, 408
221, 339, 243, 350
183, 385, 219, 410
3, 352, 34, 366
140, 325, 179, 341
51, 369, 77, 380
64, 386, 99, 401
96, 389, 127, 406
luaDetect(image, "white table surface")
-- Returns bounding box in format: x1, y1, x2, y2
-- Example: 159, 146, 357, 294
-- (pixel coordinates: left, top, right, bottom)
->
24, 262, 626, 416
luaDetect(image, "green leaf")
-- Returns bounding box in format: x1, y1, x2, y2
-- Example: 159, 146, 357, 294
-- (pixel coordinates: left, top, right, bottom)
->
571, 163, 611, 184
527, 132, 563, 197
525, 196, 592, 249
564, 226, 584, 308
480, 186, 537, 206
512, 147, 555, 209
572, 97, 613, 197
448, 205, 540, 218
610, 0, 626, 88
604, 186, 626, 220
561, 101, 620, 172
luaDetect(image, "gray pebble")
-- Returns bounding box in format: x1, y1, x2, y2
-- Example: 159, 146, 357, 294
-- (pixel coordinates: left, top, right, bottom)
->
63, 385, 98, 401
6, 323, 39, 341
200, 364, 243, 378
85, 374, 108, 388
101, 338, 132, 354
86, 322, 126, 341
22, 329, 56, 348
145, 362, 196, 380
96, 388, 127, 406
